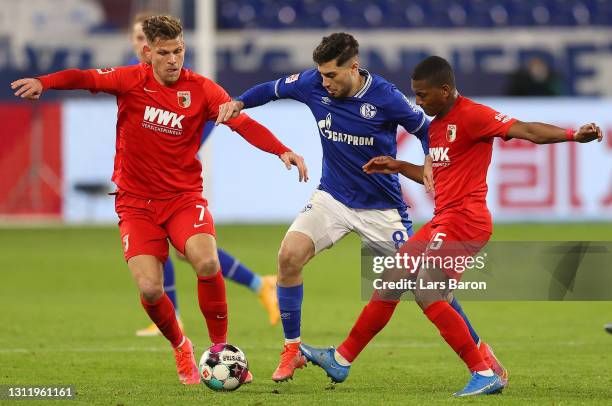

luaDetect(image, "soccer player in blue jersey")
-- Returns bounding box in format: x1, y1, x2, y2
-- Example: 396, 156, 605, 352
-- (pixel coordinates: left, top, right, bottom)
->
217, 33, 503, 382
128, 14, 280, 337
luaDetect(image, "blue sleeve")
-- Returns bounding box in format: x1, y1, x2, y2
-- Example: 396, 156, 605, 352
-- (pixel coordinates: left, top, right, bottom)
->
273, 71, 313, 103
414, 119, 430, 155
236, 70, 313, 108
200, 121, 215, 145
235, 81, 278, 109
388, 88, 429, 155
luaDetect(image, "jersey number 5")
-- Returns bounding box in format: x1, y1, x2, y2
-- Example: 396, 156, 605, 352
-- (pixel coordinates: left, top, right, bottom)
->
428, 232, 447, 250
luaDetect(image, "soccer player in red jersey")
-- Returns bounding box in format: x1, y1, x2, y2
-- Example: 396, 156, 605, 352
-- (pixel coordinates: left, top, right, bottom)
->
303, 56, 602, 396
128, 13, 281, 338
11, 15, 308, 385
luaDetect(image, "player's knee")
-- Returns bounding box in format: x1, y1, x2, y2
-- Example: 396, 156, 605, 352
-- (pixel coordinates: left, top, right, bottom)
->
277, 245, 306, 273
193, 256, 220, 277
140, 283, 164, 303
414, 288, 440, 310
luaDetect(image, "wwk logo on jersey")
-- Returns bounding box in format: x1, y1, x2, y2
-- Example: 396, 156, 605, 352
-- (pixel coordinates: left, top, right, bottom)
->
142, 106, 185, 136
430, 147, 450, 167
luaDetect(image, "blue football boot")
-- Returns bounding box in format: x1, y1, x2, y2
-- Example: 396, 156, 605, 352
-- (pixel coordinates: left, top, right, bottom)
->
299, 343, 350, 383
453, 372, 504, 397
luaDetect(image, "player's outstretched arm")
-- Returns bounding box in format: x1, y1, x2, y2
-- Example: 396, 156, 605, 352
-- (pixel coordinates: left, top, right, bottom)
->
216, 100, 244, 125
11, 78, 43, 100
423, 154, 434, 193
216, 80, 278, 125
507, 121, 603, 144
363, 156, 424, 185
11, 68, 110, 99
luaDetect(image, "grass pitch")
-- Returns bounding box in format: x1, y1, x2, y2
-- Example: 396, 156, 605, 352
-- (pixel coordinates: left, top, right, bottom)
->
1, 223, 611, 405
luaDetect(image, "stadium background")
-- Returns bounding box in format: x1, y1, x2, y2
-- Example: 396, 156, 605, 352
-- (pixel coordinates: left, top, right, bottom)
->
1, 1, 611, 404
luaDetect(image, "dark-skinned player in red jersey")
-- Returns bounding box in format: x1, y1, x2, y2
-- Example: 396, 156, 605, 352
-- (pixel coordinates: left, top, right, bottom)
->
11, 15, 308, 386
302, 56, 603, 397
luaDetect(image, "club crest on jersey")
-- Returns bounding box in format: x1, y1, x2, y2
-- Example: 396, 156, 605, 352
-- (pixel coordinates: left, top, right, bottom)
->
446, 124, 457, 142
360, 103, 377, 119
177, 91, 191, 108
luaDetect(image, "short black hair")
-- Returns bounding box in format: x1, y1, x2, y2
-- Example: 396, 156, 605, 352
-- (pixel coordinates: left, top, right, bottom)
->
412, 56, 455, 88
312, 33, 359, 66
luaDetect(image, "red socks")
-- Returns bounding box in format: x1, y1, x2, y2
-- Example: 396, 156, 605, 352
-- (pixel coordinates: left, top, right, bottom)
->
424, 301, 488, 372
336, 297, 489, 373
140, 293, 183, 348
197, 271, 228, 344
337, 294, 399, 362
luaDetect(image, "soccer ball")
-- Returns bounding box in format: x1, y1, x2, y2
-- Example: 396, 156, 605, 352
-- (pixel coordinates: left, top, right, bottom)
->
198, 343, 249, 391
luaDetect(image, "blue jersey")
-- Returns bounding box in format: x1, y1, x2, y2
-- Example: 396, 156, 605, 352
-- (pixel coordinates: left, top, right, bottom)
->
238, 68, 429, 210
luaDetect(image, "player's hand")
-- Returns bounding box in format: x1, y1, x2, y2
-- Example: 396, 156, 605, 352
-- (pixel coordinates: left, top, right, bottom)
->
215, 100, 244, 125
11, 78, 43, 100
280, 151, 309, 182
574, 123, 603, 143
362, 156, 401, 174
423, 154, 434, 193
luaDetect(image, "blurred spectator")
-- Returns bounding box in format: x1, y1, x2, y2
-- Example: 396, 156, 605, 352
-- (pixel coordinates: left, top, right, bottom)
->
506, 56, 562, 96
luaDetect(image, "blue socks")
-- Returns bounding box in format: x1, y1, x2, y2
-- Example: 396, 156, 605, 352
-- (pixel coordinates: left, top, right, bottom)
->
218, 248, 261, 293
277, 284, 303, 341
163, 258, 178, 313
450, 297, 480, 345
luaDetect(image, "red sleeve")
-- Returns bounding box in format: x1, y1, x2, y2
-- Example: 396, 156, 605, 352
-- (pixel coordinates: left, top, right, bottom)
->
202, 78, 290, 156
203, 79, 234, 122
464, 103, 517, 141
38, 65, 139, 95
232, 114, 291, 157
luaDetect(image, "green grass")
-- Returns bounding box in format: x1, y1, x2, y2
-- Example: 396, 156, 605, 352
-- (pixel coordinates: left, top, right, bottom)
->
1, 223, 611, 405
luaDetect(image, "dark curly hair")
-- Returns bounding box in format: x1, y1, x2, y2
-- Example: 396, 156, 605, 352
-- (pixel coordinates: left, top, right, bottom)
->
312, 32, 359, 66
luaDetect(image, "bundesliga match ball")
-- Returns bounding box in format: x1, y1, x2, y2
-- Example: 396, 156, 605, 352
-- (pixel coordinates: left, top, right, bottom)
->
198, 343, 249, 391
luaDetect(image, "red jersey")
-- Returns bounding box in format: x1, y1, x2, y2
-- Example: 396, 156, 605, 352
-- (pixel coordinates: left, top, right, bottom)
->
428, 95, 516, 232
39, 64, 289, 199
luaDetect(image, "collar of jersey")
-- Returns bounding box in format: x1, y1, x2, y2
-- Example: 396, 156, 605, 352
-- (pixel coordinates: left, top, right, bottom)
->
353, 69, 372, 99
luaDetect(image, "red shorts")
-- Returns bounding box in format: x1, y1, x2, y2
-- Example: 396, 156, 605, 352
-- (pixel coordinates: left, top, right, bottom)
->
114, 190, 216, 262
399, 211, 491, 280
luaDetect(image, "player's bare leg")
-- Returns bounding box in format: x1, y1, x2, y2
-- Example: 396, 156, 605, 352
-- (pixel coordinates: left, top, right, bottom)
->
272, 231, 314, 381
128, 255, 198, 384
